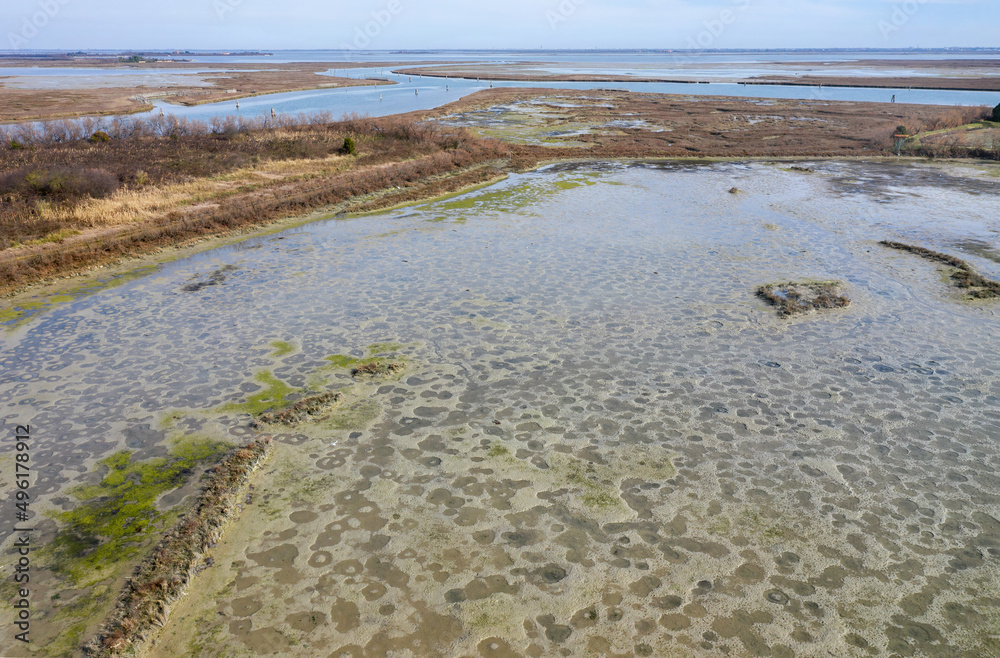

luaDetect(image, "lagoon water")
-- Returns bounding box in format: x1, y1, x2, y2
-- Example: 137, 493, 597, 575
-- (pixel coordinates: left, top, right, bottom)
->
151, 60, 1000, 124
3, 50, 999, 129
143, 67, 1000, 126
1, 160, 999, 656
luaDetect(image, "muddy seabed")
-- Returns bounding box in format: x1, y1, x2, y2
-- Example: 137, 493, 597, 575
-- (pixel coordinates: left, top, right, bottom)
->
2, 160, 1000, 657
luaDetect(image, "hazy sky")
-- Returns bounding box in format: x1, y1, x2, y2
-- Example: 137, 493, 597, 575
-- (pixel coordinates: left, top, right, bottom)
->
3, 0, 997, 51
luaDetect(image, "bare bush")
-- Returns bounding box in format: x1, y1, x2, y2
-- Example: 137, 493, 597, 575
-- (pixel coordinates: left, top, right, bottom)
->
0, 166, 120, 201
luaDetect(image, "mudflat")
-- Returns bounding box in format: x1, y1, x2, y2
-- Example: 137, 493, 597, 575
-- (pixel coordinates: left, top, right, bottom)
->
7, 159, 998, 657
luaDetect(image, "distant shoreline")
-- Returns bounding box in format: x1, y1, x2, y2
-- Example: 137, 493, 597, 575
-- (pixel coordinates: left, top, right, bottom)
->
393, 68, 1000, 93
5, 47, 1000, 55
0, 59, 433, 123
394, 58, 1000, 93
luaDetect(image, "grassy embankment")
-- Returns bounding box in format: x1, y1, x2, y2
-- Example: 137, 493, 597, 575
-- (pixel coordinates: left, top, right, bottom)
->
0, 113, 547, 298
896, 116, 1000, 159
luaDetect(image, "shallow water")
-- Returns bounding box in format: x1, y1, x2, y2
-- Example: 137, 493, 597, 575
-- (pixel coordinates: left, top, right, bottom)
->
1, 160, 1000, 656
84, 49, 1000, 68
144, 69, 1000, 125
5, 52, 999, 132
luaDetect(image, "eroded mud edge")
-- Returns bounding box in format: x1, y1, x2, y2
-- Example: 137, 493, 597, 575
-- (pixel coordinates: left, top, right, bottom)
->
83, 437, 274, 657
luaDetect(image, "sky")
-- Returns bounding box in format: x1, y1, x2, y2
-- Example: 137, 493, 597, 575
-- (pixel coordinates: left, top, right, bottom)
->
2, 0, 997, 52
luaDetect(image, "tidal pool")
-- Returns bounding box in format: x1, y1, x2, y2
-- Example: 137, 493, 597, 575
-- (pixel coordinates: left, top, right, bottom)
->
1, 160, 999, 657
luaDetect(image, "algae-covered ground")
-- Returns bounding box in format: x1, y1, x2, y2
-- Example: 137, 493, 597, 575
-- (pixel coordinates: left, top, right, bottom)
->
0, 335, 407, 656
0, 436, 233, 656
2, 160, 1000, 657
0, 264, 161, 331
433, 94, 633, 148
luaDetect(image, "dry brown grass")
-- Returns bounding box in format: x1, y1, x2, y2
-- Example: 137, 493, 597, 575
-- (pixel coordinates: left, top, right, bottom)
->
0, 115, 524, 293
413, 88, 992, 159
51, 154, 352, 230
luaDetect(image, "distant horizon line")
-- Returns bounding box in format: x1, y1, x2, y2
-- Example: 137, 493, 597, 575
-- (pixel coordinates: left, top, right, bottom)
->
3, 47, 1000, 54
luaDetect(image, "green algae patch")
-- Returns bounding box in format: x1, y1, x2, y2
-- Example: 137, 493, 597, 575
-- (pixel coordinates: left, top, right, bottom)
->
0, 306, 23, 324
46, 438, 231, 586
323, 399, 381, 431
553, 177, 598, 191
325, 342, 409, 378
1, 264, 161, 331
220, 370, 297, 416
269, 340, 295, 357
0, 298, 51, 329
563, 458, 621, 510
432, 181, 552, 215
583, 491, 620, 509
550, 448, 675, 512
325, 354, 361, 368
739, 508, 786, 540
488, 442, 511, 458
86, 438, 273, 657
409, 172, 608, 226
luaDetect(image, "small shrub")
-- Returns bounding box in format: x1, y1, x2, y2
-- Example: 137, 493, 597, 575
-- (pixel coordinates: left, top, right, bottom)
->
135, 170, 149, 186
343, 136, 357, 155
9, 139, 22, 150
993, 103, 1000, 123
24, 171, 46, 191
895, 125, 908, 136
0, 166, 119, 201
90, 131, 111, 143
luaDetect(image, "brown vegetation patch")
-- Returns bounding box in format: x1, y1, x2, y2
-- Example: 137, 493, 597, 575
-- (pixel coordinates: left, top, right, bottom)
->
414, 88, 989, 159
397, 59, 1000, 91
352, 361, 405, 379
0, 115, 532, 294
251, 391, 343, 428
880, 241, 1000, 299
181, 264, 237, 292
0, 165, 120, 201
84, 437, 273, 657
757, 282, 850, 317
901, 123, 1000, 160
